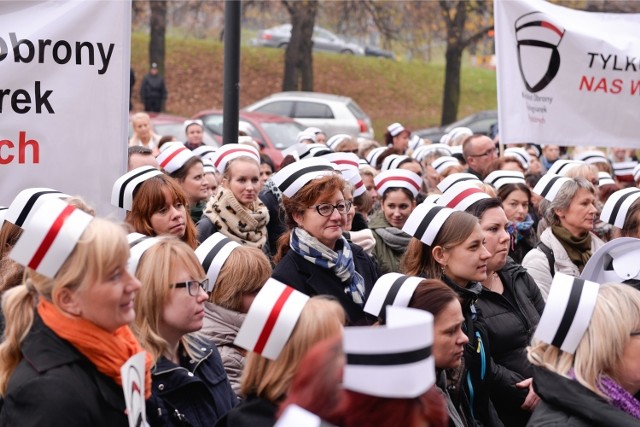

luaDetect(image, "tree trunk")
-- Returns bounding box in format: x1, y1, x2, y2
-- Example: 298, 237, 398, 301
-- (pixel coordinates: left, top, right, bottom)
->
441, 44, 463, 125
149, 0, 167, 74
282, 0, 317, 91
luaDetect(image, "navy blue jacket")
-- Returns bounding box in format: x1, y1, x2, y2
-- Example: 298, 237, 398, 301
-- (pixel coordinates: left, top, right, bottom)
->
147, 337, 237, 426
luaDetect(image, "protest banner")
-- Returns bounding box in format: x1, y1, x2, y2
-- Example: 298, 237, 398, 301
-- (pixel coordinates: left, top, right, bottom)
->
495, 0, 640, 148
0, 1, 131, 214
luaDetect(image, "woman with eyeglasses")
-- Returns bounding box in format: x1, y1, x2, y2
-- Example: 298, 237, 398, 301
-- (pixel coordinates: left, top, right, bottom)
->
131, 236, 237, 426
272, 166, 379, 326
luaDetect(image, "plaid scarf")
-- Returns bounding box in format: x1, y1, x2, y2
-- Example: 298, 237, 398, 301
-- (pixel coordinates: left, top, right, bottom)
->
290, 227, 366, 307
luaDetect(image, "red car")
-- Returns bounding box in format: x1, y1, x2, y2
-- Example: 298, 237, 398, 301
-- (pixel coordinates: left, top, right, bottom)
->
192, 110, 306, 168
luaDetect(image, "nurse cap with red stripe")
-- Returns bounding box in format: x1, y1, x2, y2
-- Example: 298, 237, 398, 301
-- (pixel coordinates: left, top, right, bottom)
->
4, 187, 69, 228
10, 198, 93, 278
437, 181, 490, 211
374, 169, 422, 198
195, 232, 241, 290
321, 152, 360, 172
342, 169, 366, 197
534, 273, 599, 354
156, 142, 197, 174
208, 143, 260, 173
343, 306, 435, 398
234, 278, 310, 360
112, 166, 163, 210
402, 202, 455, 246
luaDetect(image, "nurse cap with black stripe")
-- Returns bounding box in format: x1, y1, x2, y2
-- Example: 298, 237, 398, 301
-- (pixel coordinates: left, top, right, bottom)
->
533, 273, 599, 354
343, 306, 435, 398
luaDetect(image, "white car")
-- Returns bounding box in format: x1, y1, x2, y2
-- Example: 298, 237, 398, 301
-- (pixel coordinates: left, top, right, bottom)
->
251, 24, 365, 56
243, 92, 375, 140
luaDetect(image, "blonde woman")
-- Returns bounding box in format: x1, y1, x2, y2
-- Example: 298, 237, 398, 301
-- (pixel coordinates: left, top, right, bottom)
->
528, 276, 640, 425
131, 236, 237, 426
0, 200, 149, 426
197, 233, 272, 397
217, 279, 345, 427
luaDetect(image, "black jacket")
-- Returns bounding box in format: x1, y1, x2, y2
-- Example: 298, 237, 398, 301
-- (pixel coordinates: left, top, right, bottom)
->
476, 258, 544, 426
259, 189, 286, 258
528, 366, 639, 426
272, 242, 379, 326
147, 338, 237, 427
214, 395, 277, 427
439, 276, 506, 427
0, 314, 129, 427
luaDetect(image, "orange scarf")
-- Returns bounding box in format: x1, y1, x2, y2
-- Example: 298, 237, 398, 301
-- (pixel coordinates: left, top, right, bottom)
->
37, 299, 152, 399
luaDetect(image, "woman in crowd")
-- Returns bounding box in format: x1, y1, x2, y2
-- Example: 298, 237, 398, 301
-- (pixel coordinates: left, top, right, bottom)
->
402, 202, 512, 426
522, 175, 604, 300
467, 198, 545, 425
126, 173, 198, 249
362, 274, 473, 427
278, 307, 449, 427
384, 122, 410, 153
599, 187, 640, 238
184, 119, 205, 150
485, 171, 538, 264
157, 143, 210, 223
272, 161, 379, 325
0, 200, 149, 426
217, 280, 345, 427
341, 174, 375, 254
197, 145, 269, 253
129, 112, 161, 155
326, 134, 359, 153
197, 233, 272, 397
528, 275, 640, 426
369, 169, 421, 274
131, 236, 237, 426
259, 154, 275, 190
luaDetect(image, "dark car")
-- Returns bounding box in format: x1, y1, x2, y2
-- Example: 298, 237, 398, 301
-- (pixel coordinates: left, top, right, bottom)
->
128, 113, 219, 146
414, 110, 498, 143
364, 46, 396, 60
192, 110, 306, 168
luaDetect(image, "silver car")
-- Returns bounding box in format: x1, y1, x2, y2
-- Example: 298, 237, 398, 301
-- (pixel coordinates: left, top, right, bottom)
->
243, 91, 375, 140
251, 24, 365, 56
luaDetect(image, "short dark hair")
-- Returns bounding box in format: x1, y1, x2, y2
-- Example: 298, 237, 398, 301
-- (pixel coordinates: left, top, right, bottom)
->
127, 145, 153, 157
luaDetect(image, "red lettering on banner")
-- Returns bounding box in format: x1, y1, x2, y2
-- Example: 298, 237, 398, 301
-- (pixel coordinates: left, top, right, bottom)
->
631, 81, 640, 95
0, 131, 40, 164
579, 76, 623, 94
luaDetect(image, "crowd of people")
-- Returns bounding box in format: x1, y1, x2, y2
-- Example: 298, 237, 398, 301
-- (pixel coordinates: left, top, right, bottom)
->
1, 117, 640, 427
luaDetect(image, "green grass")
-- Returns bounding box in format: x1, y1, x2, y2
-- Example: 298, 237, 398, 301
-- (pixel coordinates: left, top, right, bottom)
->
131, 32, 497, 138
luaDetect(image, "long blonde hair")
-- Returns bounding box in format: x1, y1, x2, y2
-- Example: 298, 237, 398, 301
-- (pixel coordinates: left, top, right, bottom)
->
240, 296, 345, 402
132, 237, 207, 363
0, 218, 129, 395
528, 283, 640, 398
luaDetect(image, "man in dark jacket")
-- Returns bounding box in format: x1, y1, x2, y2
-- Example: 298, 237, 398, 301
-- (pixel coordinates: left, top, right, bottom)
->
140, 63, 167, 113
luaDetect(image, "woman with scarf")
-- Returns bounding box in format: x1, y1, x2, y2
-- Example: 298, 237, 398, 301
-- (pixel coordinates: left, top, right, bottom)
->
0, 200, 150, 426
484, 172, 538, 264
402, 203, 508, 427
528, 276, 640, 426
522, 175, 604, 301
271, 160, 379, 325
130, 236, 237, 426
197, 145, 269, 254
369, 169, 422, 274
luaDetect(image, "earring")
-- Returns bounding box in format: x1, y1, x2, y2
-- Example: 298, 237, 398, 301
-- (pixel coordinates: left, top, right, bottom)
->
441, 264, 446, 277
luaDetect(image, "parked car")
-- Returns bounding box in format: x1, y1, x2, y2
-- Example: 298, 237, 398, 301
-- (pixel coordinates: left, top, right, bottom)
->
251, 24, 365, 56
365, 46, 396, 60
128, 113, 219, 146
191, 110, 306, 168
243, 91, 375, 140
413, 110, 498, 143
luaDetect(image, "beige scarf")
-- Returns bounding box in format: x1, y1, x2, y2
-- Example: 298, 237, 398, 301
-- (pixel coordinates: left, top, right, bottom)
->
203, 188, 269, 249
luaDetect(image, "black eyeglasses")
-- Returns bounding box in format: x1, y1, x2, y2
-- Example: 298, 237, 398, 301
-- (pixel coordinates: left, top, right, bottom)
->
170, 279, 209, 296
469, 147, 498, 158
631, 331, 640, 336
311, 200, 352, 217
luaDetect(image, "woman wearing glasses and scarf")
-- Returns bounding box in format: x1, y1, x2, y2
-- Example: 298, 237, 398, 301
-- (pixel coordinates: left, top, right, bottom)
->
271, 160, 379, 326
130, 235, 237, 426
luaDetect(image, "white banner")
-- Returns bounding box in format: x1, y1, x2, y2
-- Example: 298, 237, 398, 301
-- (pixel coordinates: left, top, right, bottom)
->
0, 0, 131, 215
495, 0, 640, 148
